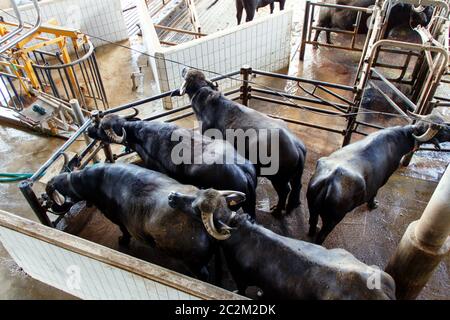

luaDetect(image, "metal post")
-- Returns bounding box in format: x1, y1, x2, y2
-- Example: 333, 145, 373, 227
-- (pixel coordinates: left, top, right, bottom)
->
19, 180, 53, 227
299, 1, 311, 61
240, 65, 252, 106
385, 165, 450, 300
70, 99, 100, 163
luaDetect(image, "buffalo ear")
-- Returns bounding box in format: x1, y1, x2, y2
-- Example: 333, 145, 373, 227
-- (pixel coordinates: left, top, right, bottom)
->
206, 80, 219, 90
225, 193, 246, 207
181, 67, 189, 79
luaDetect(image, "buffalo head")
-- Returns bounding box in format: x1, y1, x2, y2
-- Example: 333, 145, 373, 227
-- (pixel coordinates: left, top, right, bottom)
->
168, 188, 246, 240
88, 108, 139, 144
411, 111, 450, 149
178, 68, 219, 98
410, 5, 433, 29
45, 173, 81, 214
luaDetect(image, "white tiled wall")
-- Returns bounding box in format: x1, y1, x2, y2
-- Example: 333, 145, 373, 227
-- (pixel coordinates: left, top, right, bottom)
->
0, 225, 200, 300
144, 10, 293, 109
5, 0, 128, 47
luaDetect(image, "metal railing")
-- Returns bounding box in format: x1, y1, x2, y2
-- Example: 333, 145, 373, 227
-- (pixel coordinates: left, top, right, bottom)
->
20, 63, 450, 227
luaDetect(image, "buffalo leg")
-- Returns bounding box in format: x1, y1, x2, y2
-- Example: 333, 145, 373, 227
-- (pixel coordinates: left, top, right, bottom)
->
242, 187, 256, 219
270, 178, 291, 217
246, 9, 256, 22
236, 0, 243, 25
118, 224, 131, 247
367, 196, 379, 210
286, 160, 304, 214
194, 266, 209, 282
224, 252, 248, 296
326, 31, 332, 44
270, 3, 274, 14
315, 217, 338, 245
313, 30, 321, 47
308, 210, 319, 237
280, 0, 286, 10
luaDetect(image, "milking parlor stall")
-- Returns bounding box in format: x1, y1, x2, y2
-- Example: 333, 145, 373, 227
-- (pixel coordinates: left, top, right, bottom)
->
0, 0, 449, 301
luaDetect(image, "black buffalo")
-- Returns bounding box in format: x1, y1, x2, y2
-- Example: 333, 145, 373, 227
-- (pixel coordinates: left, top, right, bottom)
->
178, 69, 306, 216
168, 189, 396, 299
45, 163, 247, 280
208, 0, 286, 24
88, 115, 257, 217
313, 0, 433, 44
307, 113, 450, 244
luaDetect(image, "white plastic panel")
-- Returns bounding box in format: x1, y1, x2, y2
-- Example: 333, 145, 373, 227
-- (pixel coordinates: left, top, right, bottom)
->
0, 225, 200, 300
147, 10, 293, 109
5, 0, 128, 47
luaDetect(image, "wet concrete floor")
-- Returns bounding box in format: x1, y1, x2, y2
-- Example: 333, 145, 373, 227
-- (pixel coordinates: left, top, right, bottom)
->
0, 1, 449, 299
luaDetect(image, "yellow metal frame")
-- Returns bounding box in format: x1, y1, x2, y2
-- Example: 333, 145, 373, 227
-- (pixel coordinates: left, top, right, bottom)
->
0, 18, 89, 95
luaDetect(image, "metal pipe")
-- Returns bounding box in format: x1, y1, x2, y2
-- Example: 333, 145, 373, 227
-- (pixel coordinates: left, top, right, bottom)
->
252, 69, 355, 91
0, 0, 42, 54
251, 94, 344, 115
252, 87, 349, 110
19, 180, 53, 227
240, 65, 252, 106
0, 0, 25, 45
103, 71, 240, 116
386, 165, 450, 300
310, 2, 373, 12
30, 119, 93, 181
268, 114, 345, 135
299, 0, 310, 61
371, 68, 417, 112
70, 99, 96, 151
368, 80, 411, 120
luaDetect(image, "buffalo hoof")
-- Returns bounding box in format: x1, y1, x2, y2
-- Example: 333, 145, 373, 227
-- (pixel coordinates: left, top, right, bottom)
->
367, 199, 379, 210
168, 192, 182, 209
118, 235, 131, 247
286, 202, 300, 214
270, 205, 284, 218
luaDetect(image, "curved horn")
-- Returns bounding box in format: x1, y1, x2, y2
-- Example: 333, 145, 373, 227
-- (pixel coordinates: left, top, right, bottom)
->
201, 211, 231, 241
218, 190, 246, 197
179, 80, 187, 96
121, 108, 139, 120
412, 5, 425, 13
52, 189, 66, 206
413, 127, 440, 142
104, 127, 126, 144
407, 110, 428, 121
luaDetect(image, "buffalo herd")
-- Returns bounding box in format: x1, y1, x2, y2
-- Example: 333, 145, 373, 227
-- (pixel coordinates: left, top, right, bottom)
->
46, 68, 450, 299
39, 0, 448, 300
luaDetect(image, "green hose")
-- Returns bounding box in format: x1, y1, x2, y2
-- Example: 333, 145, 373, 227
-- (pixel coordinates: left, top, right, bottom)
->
0, 173, 34, 183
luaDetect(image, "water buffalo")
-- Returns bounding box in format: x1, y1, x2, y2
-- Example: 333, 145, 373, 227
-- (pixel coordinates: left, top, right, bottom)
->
307, 113, 450, 244
87, 115, 257, 217
178, 69, 306, 217
208, 0, 286, 24
45, 163, 247, 280
168, 189, 396, 299
313, 0, 433, 44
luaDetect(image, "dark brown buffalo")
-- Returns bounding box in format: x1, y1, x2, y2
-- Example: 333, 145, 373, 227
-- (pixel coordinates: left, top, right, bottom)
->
168, 189, 396, 299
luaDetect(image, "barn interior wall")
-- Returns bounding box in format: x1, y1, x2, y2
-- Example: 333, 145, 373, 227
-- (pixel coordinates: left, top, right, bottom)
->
4, 0, 129, 48
139, 9, 293, 109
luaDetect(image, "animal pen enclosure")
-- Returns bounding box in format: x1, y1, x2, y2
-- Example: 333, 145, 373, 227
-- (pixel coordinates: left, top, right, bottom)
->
0, 0, 449, 300
138, 0, 293, 109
